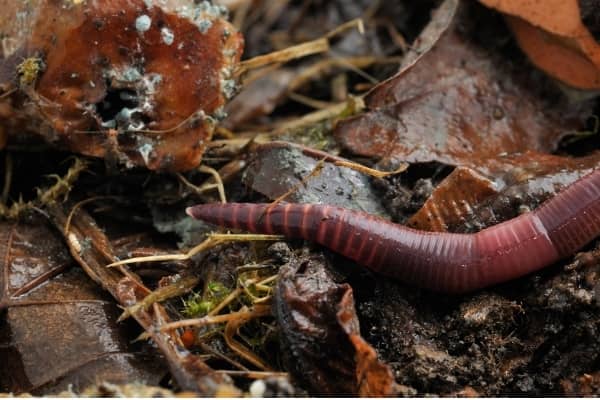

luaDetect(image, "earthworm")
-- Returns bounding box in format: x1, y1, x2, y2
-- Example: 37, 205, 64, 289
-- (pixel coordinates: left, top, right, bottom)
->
187, 168, 600, 293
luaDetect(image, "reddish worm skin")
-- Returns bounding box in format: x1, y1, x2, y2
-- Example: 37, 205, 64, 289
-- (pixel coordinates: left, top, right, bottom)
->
186, 168, 600, 294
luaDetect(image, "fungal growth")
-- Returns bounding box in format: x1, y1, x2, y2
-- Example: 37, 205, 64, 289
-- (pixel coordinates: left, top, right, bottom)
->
0, 0, 243, 171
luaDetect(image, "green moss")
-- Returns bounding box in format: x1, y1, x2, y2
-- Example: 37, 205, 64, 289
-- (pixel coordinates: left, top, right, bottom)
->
182, 280, 231, 317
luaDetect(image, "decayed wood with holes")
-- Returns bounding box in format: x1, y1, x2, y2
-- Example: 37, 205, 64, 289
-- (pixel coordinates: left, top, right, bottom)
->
0, 0, 242, 171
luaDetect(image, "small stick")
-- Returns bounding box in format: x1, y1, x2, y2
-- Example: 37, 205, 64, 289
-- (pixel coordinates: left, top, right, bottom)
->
118, 276, 199, 322
64, 196, 121, 235
287, 92, 334, 109
272, 96, 365, 134
216, 370, 289, 379
236, 19, 364, 76
0, 88, 17, 99
237, 38, 329, 76
178, 165, 227, 203
239, 274, 277, 303
207, 287, 243, 317
223, 305, 273, 370
269, 157, 327, 206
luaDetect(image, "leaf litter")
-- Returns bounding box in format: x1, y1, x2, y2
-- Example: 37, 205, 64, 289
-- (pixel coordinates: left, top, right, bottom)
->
1, 0, 600, 396
0, 220, 165, 394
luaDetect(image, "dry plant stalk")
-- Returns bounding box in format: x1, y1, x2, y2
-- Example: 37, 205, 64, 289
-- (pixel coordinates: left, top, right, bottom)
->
223, 304, 273, 370
106, 232, 284, 268
333, 160, 409, 178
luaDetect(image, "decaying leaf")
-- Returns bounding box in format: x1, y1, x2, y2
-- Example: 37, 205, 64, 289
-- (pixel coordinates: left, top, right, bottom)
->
407, 166, 498, 232
0, 0, 242, 171
333, 0, 600, 236
336, 290, 404, 397
274, 253, 397, 396
334, 0, 595, 176
0, 220, 165, 395
408, 153, 600, 232
478, 0, 600, 89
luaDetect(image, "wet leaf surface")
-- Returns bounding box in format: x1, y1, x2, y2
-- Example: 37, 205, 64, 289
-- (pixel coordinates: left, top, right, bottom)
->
335, 1, 595, 176
408, 152, 600, 232
0, 220, 165, 395
244, 141, 389, 218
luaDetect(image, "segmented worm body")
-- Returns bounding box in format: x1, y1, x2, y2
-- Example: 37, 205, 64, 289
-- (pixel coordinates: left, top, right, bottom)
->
187, 168, 600, 293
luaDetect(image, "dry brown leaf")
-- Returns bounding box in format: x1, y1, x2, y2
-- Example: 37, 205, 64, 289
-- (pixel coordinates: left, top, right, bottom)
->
408, 152, 600, 232
336, 290, 399, 397
407, 166, 498, 232
479, 0, 600, 89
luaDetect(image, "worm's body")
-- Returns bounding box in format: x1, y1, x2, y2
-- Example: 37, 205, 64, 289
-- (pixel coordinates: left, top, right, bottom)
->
187, 168, 600, 293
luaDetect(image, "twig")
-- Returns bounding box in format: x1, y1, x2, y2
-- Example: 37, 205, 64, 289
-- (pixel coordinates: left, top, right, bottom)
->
236, 19, 364, 76
237, 39, 329, 76
64, 196, 121, 235
271, 96, 365, 134
118, 275, 199, 322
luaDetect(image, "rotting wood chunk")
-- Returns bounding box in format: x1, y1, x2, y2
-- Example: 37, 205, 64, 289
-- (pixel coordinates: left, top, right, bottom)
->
0, 0, 243, 171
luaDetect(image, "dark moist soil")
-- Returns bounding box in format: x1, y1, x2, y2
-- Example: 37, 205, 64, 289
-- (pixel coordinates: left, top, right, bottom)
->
345, 258, 600, 395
